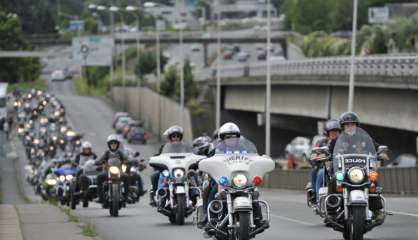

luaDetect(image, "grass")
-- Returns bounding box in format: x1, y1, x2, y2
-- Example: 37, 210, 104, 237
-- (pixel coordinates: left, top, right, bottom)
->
74, 76, 108, 97
7, 78, 46, 93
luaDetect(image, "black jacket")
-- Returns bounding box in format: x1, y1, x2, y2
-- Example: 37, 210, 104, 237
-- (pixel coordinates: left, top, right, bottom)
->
75, 152, 97, 165
97, 150, 126, 165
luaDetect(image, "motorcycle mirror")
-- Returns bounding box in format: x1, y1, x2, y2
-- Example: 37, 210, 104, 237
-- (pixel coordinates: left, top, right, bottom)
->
377, 145, 388, 154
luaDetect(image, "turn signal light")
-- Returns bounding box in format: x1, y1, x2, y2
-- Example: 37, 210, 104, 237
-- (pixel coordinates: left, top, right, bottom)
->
252, 176, 263, 186
369, 171, 379, 182
369, 187, 377, 193
336, 185, 343, 193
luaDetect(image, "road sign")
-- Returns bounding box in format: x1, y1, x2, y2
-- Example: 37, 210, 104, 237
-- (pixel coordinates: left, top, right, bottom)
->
72, 36, 114, 66
368, 7, 389, 24
69, 20, 85, 32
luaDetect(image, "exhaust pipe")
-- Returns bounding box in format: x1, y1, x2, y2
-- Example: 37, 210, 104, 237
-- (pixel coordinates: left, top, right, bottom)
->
326, 195, 341, 210
157, 188, 168, 198
209, 200, 223, 214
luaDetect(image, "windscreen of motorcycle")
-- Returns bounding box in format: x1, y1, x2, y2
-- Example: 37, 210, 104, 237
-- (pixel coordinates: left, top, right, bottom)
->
108, 157, 121, 167
333, 128, 376, 169
162, 142, 193, 154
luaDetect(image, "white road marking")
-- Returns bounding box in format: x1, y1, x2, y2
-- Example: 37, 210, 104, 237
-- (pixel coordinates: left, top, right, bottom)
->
270, 213, 316, 226
390, 211, 418, 218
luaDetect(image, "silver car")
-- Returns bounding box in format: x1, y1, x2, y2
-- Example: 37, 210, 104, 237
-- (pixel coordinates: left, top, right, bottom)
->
115, 116, 131, 134
285, 137, 311, 161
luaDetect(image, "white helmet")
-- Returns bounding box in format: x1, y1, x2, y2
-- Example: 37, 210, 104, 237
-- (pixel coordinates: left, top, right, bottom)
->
106, 134, 120, 151
164, 125, 184, 140
81, 141, 92, 151
219, 122, 240, 140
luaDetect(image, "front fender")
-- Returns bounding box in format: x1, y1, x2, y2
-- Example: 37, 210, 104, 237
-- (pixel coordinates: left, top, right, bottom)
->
349, 190, 367, 206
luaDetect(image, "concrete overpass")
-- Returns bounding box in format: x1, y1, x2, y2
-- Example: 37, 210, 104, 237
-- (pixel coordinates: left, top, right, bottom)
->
210, 55, 418, 156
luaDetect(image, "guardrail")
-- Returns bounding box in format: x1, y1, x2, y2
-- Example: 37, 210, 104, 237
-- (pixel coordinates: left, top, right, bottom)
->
265, 167, 418, 195
195, 55, 418, 81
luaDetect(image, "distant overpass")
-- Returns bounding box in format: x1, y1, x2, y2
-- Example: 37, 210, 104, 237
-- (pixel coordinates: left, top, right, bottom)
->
208, 55, 418, 156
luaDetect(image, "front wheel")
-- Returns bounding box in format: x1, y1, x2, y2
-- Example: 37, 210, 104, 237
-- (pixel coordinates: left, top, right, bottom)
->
175, 194, 185, 225
345, 206, 365, 240
110, 184, 120, 217
237, 212, 250, 240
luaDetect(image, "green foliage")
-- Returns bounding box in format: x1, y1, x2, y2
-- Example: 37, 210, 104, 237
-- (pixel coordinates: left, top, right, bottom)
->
135, 50, 168, 76
160, 59, 198, 102
0, 11, 41, 84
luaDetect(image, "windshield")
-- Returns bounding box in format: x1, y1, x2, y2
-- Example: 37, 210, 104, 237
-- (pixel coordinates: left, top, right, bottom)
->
215, 137, 258, 155
131, 127, 144, 134
162, 142, 193, 154
333, 128, 376, 156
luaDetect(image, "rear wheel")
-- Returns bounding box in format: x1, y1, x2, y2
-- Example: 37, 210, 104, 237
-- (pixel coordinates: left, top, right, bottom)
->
175, 194, 185, 225
236, 212, 250, 240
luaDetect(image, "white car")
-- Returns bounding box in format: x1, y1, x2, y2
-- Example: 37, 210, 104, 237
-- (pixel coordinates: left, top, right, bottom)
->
285, 137, 311, 162
50, 70, 65, 81
237, 51, 250, 62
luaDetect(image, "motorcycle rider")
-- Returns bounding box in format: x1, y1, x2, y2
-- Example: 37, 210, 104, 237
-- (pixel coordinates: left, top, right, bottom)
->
331, 112, 389, 220
75, 141, 97, 194
149, 125, 184, 206
309, 119, 341, 203
96, 134, 130, 204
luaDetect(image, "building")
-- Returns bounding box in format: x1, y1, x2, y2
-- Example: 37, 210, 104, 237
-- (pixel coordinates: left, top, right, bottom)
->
210, 0, 277, 20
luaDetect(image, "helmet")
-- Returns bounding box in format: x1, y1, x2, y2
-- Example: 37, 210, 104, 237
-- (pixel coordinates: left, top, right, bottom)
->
81, 141, 92, 152
212, 129, 219, 140
339, 112, 360, 127
164, 125, 184, 141
324, 119, 341, 134
106, 134, 120, 151
218, 122, 240, 140
192, 136, 212, 155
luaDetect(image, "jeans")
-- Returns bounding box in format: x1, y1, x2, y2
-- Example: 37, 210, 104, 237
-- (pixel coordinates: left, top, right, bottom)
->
310, 167, 319, 198
150, 170, 160, 193
315, 168, 325, 202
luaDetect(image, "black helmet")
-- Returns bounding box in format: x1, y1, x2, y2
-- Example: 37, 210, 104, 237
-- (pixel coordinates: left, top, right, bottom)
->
324, 119, 341, 134
339, 112, 360, 127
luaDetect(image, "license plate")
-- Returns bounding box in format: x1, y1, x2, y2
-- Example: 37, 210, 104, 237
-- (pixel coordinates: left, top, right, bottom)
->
176, 186, 185, 194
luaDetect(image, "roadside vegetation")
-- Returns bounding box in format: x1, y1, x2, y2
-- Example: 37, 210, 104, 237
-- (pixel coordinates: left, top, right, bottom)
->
7, 78, 45, 93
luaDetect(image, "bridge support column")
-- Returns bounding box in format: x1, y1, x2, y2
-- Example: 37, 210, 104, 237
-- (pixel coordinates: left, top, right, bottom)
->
203, 42, 208, 67
281, 41, 288, 59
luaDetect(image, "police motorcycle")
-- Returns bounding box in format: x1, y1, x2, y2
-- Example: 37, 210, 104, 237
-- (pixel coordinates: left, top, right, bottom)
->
149, 143, 204, 225
198, 138, 275, 240
70, 158, 100, 209
314, 128, 387, 240
103, 157, 126, 217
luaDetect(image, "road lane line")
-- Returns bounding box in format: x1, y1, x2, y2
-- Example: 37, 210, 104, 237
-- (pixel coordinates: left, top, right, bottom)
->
270, 213, 316, 226
390, 211, 418, 218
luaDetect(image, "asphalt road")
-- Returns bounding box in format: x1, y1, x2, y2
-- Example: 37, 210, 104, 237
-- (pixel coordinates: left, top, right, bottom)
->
38, 74, 418, 240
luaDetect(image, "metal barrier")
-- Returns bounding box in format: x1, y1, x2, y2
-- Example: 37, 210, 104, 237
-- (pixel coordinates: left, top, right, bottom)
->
195, 55, 418, 81
265, 167, 418, 195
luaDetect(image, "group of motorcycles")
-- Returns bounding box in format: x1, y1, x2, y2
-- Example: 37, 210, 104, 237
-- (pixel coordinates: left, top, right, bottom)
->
306, 128, 389, 240
147, 133, 275, 240
10, 89, 146, 216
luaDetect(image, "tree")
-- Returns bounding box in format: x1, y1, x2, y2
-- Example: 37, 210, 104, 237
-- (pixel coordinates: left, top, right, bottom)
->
135, 50, 168, 77
0, 11, 40, 83
161, 59, 198, 102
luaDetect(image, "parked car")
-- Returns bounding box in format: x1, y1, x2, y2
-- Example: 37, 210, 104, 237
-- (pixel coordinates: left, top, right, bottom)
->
112, 112, 129, 129
122, 120, 144, 139
223, 50, 233, 60
127, 126, 148, 144
285, 137, 311, 162
63, 68, 73, 80
115, 116, 131, 134
257, 50, 267, 60
50, 70, 65, 81
190, 44, 200, 52
237, 51, 250, 62
232, 45, 241, 53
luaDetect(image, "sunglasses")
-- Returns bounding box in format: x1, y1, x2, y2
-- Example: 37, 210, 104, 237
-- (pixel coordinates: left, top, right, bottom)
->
171, 134, 181, 139
224, 135, 235, 139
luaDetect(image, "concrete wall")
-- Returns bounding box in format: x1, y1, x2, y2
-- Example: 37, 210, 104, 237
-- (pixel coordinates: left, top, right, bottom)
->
111, 87, 193, 142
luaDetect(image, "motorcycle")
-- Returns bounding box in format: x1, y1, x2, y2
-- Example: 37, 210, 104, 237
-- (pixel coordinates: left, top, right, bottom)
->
198, 138, 275, 240
54, 166, 77, 206
315, 128, 387, 240
70, 159, 100, 209
149, 143, 203, 225
103, 158, 125, 217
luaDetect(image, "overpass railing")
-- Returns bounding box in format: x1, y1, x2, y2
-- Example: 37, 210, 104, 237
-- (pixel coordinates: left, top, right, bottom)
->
196, 55, 418, 81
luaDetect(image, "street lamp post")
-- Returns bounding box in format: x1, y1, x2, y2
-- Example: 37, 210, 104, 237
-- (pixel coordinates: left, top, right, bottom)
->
215, 3, 221, 130
175, 22, 185, 127
126, 6, 141, 87
348, 0, 358, 112
265, 0, 272, 156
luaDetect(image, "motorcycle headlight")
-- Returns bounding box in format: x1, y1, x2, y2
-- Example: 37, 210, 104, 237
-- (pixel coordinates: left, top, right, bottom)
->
75, 140, 81, 145
18, 128, 24, 134
130, 167, 136, 173
52, 136, 58, 141
65, 175, 73, 181
59, 176, 65, 182
173, 169, 185, 178
46, 179, 57, 186
33, 139, 40, 145
122, 164, 127, 173
40, 128, 46, 133
66, 131, 76, 137
109, 166, 120, 175
348, 167, 365, 184
59, 139, 65, 144
232, 174, 248, 188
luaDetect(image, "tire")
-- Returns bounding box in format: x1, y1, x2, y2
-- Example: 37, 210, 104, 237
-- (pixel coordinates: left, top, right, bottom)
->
237, 212, 250, 240
346, 206, 365, 240
175, 194, 186, 225
110, 184, 120, 217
